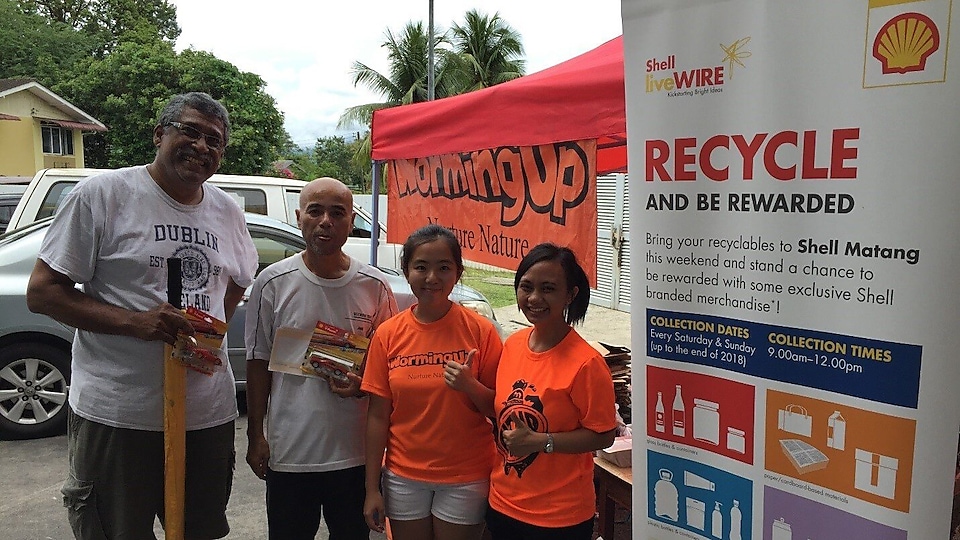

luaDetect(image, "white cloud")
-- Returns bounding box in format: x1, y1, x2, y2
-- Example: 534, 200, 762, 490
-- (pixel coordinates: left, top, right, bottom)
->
169, 0, 622, 147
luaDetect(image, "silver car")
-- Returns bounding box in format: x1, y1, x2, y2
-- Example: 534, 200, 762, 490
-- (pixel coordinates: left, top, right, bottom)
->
0, 214, 500, 438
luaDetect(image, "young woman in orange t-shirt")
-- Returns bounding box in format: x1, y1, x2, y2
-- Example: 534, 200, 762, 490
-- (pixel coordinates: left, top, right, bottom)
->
487, 243, 618, 540
362, 224, 503, 540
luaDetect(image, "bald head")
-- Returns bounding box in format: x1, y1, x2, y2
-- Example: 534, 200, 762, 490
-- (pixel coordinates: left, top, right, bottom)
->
299, 177, 352, 211
297, 177, 356, 258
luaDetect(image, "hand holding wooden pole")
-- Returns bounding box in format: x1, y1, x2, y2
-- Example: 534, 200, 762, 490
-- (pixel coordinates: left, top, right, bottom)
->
164, 257, 186, 540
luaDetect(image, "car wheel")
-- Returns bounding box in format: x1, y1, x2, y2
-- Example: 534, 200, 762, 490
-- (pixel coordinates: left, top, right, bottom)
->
0, 343, 70, 439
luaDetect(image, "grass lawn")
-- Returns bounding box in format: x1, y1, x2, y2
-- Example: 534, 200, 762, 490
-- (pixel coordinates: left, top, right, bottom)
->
461, 266, 516, 308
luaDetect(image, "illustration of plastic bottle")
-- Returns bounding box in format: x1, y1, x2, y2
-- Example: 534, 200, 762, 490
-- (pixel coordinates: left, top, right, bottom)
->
654, 469, 679, 521
655, 392, 665, 432
672, 384, 685, 437
711, 502, 722, 538
729, 499, 742, 540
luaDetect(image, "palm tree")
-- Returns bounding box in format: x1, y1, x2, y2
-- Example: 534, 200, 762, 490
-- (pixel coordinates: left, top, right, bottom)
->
338, 21, 453, 131
338, 12, 525, 179
446, 9, 525, 93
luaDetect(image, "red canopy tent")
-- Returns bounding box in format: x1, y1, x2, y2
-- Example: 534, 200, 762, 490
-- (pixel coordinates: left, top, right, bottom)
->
371, 35, 627, 175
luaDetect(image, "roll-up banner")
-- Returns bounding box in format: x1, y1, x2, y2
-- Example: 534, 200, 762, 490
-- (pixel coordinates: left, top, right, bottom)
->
622, 1, 959, 538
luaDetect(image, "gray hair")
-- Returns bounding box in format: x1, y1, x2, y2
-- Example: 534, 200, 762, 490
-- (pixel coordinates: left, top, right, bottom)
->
157, 92, 230, 142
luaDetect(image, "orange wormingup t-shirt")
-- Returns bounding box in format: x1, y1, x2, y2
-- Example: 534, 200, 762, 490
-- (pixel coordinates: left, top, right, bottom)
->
361, 303, 502, 483
488, 327, 617, 528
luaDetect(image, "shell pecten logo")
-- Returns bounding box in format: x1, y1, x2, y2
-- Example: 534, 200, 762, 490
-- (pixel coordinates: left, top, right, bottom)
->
872, 12, 940, 74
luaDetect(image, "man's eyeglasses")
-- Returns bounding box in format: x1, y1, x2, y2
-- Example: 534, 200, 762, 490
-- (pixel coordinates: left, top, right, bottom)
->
165, 121, 225, 151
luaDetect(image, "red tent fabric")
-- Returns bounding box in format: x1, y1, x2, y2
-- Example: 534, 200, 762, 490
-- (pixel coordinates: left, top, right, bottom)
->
371, 36, 627, 175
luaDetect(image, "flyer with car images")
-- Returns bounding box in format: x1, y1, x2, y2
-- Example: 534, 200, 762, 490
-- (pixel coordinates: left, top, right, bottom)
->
268, 321, 369, 382
174, 306, 227, 375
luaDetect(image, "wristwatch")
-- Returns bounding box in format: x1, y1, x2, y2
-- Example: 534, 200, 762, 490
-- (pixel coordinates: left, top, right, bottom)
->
544, 433, 555, 454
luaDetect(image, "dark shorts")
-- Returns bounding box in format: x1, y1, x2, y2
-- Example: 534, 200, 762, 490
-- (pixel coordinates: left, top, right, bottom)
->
265, 465, 369, 540
485, 506, 594, 540
62, 408, 235, 540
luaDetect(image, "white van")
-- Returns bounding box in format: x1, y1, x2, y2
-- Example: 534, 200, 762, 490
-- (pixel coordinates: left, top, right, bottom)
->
8, 168, 402, 268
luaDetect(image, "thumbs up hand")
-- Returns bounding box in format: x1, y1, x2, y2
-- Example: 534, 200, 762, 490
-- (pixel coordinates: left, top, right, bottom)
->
502, 413, 546, 457
443, 349, 477, 392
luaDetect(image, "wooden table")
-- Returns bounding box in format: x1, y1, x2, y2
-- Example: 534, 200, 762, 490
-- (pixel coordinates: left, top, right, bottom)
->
594, 457, 632, 539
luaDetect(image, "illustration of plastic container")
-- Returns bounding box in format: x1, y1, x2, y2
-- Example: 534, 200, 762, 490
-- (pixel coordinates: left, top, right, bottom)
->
654, 468, 679, 520
771, 517, 792, 540
727, 427, 746, 453
711, 501, 722, 538
827, 411, 846, 450
686, 497, 705, 530
673, 385, 686, 437
693, 399, 720, 445
730, 500, 742, 540
684, 470, 715, 491
656, 391, 665, 432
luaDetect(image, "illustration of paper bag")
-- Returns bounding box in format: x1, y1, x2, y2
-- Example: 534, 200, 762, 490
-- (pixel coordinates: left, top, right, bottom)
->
777, 404, 812, 437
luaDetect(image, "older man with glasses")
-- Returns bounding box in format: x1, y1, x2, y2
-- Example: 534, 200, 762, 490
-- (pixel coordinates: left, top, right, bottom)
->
27, 92, 258, 540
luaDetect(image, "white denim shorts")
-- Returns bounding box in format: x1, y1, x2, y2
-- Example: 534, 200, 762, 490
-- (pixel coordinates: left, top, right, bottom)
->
381, 467, 489, 525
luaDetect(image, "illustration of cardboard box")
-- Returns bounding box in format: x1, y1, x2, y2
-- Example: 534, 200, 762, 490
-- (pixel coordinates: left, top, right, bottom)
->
854, 448, 898, 499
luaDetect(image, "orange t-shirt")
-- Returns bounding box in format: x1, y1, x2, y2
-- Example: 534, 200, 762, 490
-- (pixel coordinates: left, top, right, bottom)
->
488, 327, 617, 528
361, 303, 503, 483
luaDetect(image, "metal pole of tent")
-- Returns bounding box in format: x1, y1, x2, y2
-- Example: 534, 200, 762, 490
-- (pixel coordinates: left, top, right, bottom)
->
370, 160, 382, 267
428, 0, 435, 101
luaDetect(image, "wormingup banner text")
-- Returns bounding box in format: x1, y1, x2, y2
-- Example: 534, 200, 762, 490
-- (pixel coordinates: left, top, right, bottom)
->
385, 139, 598, 284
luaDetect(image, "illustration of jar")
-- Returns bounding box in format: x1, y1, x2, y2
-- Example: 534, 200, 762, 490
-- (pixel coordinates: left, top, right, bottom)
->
693, 399, 720, 445
654, 468, 679, 521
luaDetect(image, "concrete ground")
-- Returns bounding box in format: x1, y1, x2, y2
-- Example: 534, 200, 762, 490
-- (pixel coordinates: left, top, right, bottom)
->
0, 416, 387, 540
3, 306, 631, 540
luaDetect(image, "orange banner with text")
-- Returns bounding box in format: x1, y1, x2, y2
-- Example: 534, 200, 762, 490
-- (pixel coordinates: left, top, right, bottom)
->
386, 140, 598, 285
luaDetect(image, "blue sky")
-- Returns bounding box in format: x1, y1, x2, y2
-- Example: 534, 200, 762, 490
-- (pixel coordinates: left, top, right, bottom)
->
170, 0, 622, 147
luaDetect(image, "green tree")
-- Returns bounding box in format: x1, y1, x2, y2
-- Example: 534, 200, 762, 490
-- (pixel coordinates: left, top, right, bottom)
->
0, 2, 101, 85
347, 135, 372, 191
17, 0, 180, 51
313, 136, 354, 178
55, 41, 288, 174
447, 9, 525, 92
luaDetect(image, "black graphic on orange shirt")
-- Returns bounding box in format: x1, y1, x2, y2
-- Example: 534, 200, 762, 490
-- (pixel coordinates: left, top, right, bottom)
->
495, 378, 548, 478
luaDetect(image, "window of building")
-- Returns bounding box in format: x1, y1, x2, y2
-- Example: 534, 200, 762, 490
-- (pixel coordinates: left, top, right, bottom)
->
41, 124, 74, 155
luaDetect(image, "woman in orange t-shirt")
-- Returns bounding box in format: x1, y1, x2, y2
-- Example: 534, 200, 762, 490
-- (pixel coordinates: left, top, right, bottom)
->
487, 243, 618, 540
362, 224, 502, 540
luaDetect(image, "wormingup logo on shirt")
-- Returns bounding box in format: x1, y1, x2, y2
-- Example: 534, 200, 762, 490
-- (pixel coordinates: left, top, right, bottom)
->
388, 350, 468, 370
494, 379, 547, 478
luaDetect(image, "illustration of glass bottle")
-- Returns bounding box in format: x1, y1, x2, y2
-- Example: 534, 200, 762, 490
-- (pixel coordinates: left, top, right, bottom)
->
729, 499, 742, 540
655, 392, 665, 432
672, 384, 685, 436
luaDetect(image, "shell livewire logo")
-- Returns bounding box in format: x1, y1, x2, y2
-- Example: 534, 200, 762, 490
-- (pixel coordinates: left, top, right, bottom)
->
863, 0, 951, 88
644, 37, 752, 99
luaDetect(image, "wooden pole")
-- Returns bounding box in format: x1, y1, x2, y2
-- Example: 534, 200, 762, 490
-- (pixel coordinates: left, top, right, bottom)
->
164, 257, 186, 540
